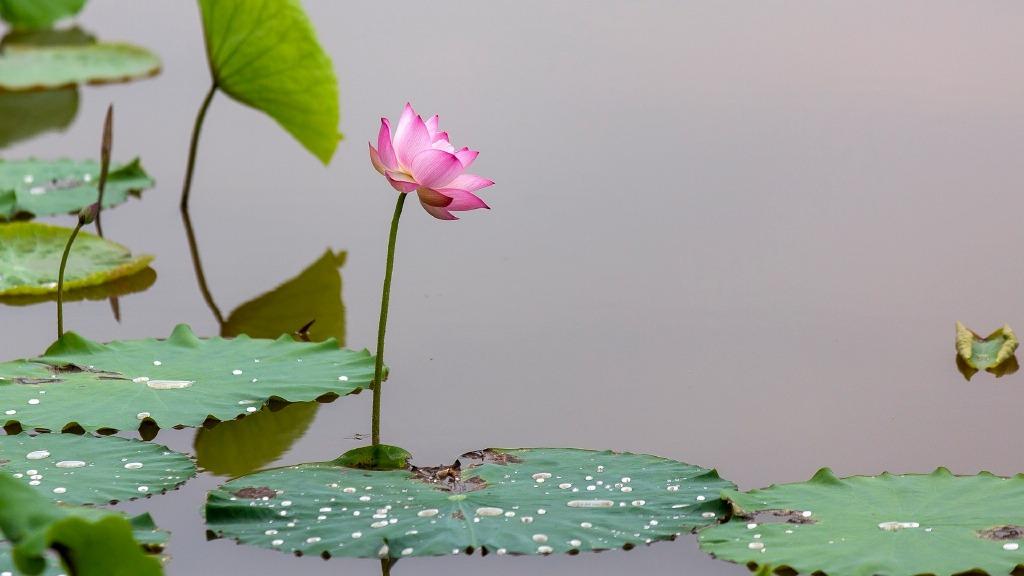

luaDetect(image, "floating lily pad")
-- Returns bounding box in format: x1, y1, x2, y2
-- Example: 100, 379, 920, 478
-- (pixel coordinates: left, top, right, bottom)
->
0, 88, 78, 149
0, 0, 86, 30
194, 401, 319, 478
222, 249, 347, 344
205, 447, 733, 559
0, 433, 195, 505
198, 0, 340, 164
0, 42, 160, 91
0, 324, 374, 433
698, 468, 1024, 576
0, 266, 155, 307
0, 222, 153, 296
0, 474, 165, 576
0, 158, 154, 220
955, 322, 1019, 380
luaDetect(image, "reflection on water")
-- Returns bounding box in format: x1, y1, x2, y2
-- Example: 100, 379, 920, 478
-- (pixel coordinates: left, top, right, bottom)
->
0, 88, 78, 149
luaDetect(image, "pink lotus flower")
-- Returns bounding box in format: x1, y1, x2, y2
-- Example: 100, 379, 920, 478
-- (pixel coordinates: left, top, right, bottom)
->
369, 103, 493, 220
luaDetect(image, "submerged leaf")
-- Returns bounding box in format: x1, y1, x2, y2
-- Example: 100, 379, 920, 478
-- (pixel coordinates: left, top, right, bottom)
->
198, 0, 341, 163
0, 88, 78, 149
0, 433, 195, 505
0, 222, 153, 296
0, 158, 154, 220
194, 401, 319, 478
0, 474, 165, 576
0, 42, 160, 91
955, 322, 1019, 380
698, 468, 1024, 576
206, 448, 733, 559
0, 324, 374, 432
222, 249, 347, 345
0, 0, 86, 30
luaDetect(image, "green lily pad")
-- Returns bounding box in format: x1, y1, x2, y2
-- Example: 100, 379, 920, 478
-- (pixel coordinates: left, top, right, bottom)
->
698, 468, 1024, 576
0, 158, 154, 220
0, 222, 153, 296
0, 42, 161, 91
205, 447, 733, 559
0, 88, 78, 149
0, 324, 374, 433
0, 473, 165, 576
955, 322, 1019, 380
198, 0, 340, 164
0, 0, 86, 30
222, 249, 347, 345
0, 266, 155, 306
0, 433, 195, 505
194, 401, 319, 478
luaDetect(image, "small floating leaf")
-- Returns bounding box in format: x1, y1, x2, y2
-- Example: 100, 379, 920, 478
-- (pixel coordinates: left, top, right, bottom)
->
0, 158, 154, 220
0, 266, 155, 307
223, 249, 347, 344
0, 433, 195, 505
955, 322, 1019, 380
0, 0, 86, 30
0, 324, 374, 432
0, 88, 78, 149
698, 468, 1024, 576
0, 222, 152, 296
194, 401, 319, 478
205, 447, 733, 559
0, 473, 165, 576
198, 0, 341, 163
0, 42, 160, 91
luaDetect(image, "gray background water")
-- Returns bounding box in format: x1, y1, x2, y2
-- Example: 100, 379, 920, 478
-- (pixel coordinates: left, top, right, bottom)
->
5, 1, 1024, 574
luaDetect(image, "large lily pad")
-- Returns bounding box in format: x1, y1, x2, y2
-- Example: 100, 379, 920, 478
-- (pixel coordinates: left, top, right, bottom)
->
0, 433, 195, 505
0, 324, 374, 433
955, 322, 1019, 380
698, 468, 1024, 576
0, 222, 153, 296
198, 0, 340, 164
205, 447, 733, 559
222, 249, 347, 344
0, 158, 154, 220
0, 42, 160, 91
0, 88, 78, 149
0, 0, 86, 30
194, 401, 319, 478
0, 266, 155, 307
0, 474, 165, 576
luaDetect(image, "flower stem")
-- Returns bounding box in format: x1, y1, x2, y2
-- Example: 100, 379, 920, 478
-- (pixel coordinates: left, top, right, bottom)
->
56, 222, 84, 339
179, 83, 217, 212
372, 192, 407, 446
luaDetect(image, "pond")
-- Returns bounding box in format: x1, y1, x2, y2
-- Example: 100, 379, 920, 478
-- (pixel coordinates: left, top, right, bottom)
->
3, 1, 1024, 575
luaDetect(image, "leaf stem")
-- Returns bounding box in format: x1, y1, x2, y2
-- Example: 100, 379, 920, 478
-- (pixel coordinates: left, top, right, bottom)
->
179, 83, 217, 212
372, 193, 407, 446
56, 222, 84, 339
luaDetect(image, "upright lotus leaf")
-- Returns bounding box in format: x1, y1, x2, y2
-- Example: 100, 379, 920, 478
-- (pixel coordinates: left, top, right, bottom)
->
0, 324, 374, 433
0, 433, 195, 505
223, 249, 347, 344
198, 0, 341, 164
194, 401, 319, 478
0, 158, 154, 220
0, 42, 160, 91
205, 447, 734, 559
0, 474, 164, 576
0, 266, 155, 306
0, 0, 86, 29
0, 88, 78, 149
698, 468, 1024, 576
955, 321, 1019, 380
0, 222, 153, 296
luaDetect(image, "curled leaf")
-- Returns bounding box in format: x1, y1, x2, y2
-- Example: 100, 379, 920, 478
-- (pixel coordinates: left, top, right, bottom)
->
955, 322, 1019, 380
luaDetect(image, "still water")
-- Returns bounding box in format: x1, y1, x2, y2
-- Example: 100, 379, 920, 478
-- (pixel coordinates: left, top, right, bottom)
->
4, 1, 1024, 574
